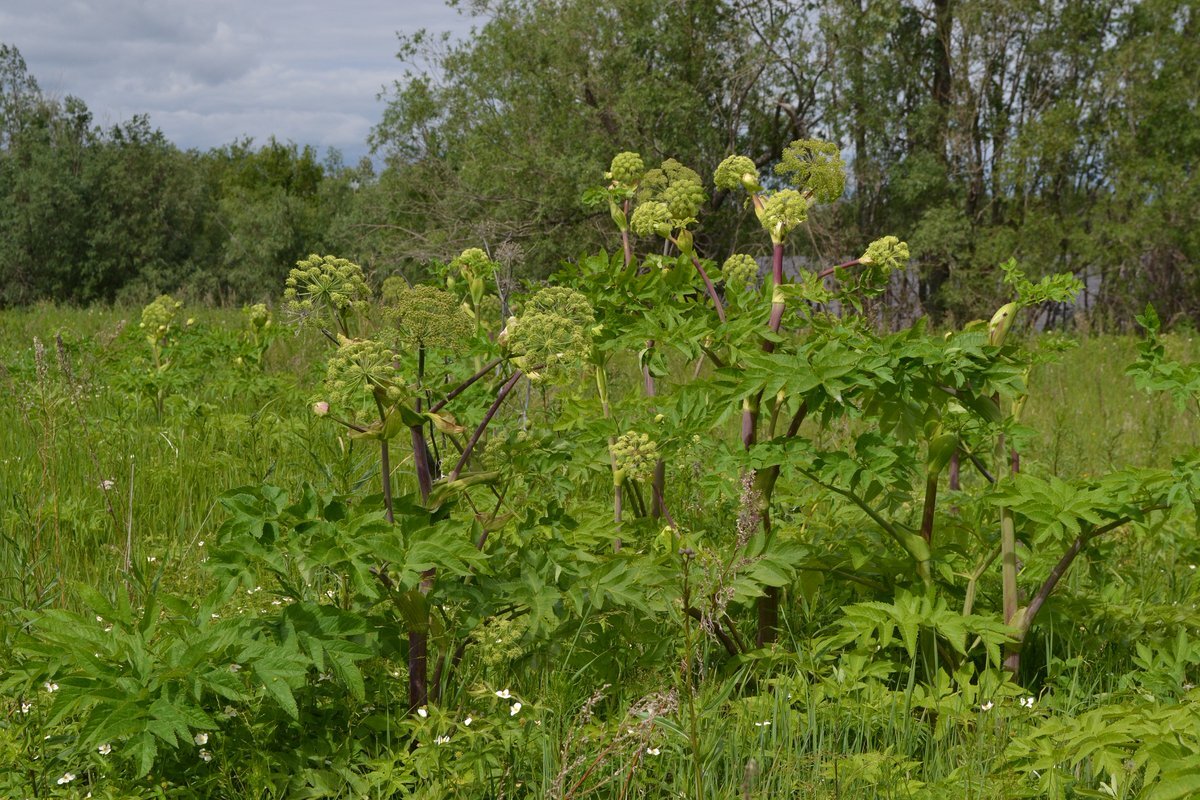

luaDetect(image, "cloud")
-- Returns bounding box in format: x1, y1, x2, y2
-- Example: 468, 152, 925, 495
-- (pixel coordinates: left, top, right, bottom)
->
1, 0, 476, 162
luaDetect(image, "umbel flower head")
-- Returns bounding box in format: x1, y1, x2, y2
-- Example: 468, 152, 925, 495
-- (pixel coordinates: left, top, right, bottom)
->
505, 288, 594, 383
608, 151, 646, 186
721, 254, 760, 288
859, 236, 910, 274
451, 248, 499, 282
760, 190, 812, 243
713, 155, 761, 192
611, 431, 659, 483
325, 336, 402, 409
385, 283, 473, 352
775, 139, 846, 204
140, 294, 182, 346
637, 158, 707, 227
523, 286, 596, 329
630, 201, 673, 238
243, 303, 271, 332
284, 254, 371, 330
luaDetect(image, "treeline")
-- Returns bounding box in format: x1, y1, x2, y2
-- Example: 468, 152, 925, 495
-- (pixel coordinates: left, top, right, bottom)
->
3, 0, 1199, 324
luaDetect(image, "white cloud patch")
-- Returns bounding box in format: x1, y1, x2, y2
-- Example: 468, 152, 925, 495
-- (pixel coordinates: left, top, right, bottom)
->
1, 0, 475, 162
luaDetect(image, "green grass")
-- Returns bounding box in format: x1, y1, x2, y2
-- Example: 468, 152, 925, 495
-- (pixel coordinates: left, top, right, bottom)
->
2, 306, 1199, 798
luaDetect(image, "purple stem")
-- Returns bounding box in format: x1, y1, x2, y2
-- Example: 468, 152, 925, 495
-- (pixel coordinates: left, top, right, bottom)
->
430, 357, 504, 413
687, 254, 727, 324
448, 370, 523, 482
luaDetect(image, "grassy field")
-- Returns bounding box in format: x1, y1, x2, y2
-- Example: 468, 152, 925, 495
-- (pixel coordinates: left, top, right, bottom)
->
2, 303, 1199, 798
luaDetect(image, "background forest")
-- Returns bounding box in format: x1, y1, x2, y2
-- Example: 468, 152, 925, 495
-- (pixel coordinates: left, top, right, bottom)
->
2, 0, 1197, 325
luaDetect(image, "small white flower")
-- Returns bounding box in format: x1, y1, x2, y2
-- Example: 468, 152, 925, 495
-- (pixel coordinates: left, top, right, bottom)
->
229, 663, 242, 673
99, 479, 115, 491
1020, 696, 1036, 709
271, 599, 282, 606
980, 701, 994, 712
43, 681, 58, 693
495, 689, 512, 699
194, 732, 208, 745
417, 707, 428, 718
210, 613, 220, 619
197, 540, 205, 547
20, 701, 32, 713
199, 749, 212, 762
435, 735, 451, 745
463, 716, 472, 726
646, 747, 661, 756
510, 702, 522, 716
754, 720, 771, 727
223, 705, 238, 718
57, 772, 76, 785
325, 589, 336, 599
98, 743, 112, 755
146, 556, 157, 563
96, 615, 103, 622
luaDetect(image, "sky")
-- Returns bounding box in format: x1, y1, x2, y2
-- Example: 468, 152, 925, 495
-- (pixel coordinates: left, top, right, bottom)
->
0, 0, 478, 164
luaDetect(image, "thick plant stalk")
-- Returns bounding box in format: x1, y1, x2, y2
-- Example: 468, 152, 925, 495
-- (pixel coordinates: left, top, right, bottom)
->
747, 242, 789, 644
596, 365, 623, 533
686, 253, 727, 323
449, 370, 523, 482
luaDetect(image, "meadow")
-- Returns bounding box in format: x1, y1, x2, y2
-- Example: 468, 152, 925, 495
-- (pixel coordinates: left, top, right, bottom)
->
2, 148, 1200, 799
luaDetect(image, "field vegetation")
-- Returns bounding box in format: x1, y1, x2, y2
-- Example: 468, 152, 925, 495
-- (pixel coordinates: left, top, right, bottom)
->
2, 144, 1200, 798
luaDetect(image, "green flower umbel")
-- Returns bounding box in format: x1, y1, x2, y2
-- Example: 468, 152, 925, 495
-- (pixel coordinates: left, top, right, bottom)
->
284, 254, 371, 333
386, 284, 473, 352
523, 286, 596, 329
140, 294, 182, 347
451, 248, 499, 283
760, 189, 812, 244
505, 288, 594, 383
610, 431, 659, 483
860, 236, 910, 274
721, 254, 760, 288
636, 158, 707, 229
630, 201, 673, 238
713, 155, 761, 192
325, 337, 402, 409
243, 302, 271, 332
775, 139, 846, 203
609, 151, 646, 186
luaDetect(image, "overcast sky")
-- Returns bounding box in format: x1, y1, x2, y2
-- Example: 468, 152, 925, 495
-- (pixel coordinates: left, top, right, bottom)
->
1, 0, 477, 163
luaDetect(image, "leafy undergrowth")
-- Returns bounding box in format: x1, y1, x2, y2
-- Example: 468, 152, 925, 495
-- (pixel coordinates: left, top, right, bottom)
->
3, 146, 1200, 799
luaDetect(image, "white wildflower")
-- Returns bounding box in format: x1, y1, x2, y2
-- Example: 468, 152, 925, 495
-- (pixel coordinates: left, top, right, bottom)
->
435, 735, 451, 745
495, 689, 512, 699
43, 681, 58, 693
980, 701, 994, 712
199, 749, 212, 762
463, 716, 472, 727
57, 772, 75, 785
510, 702, 522, 716
646, 747, 661, 756
417, 707, 428, 718
98, 743, 112, 755
194, 732, 208, 745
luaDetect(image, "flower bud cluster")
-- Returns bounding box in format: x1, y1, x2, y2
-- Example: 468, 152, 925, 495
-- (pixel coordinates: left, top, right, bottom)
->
523, 286, 596, 329
243, 303, 271, 332
713, 155, 760, 192
761, 190, 812, 242
611, 431, 659, 482
140, 294, 182, 345
451, 248, 498, 282
634, 158, 707, 234
505, 287, 594, 383
284, 254, 371, 324
385, 283, 473, 352
775, 139, 846, 203
608, 151, 646, 186
324, 336, 402, 409
721, 254, 760, 288
630, 202, 672, 238
860, 236, 910, 274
